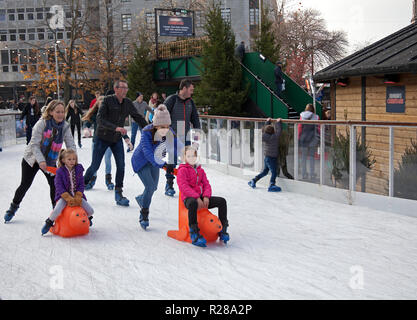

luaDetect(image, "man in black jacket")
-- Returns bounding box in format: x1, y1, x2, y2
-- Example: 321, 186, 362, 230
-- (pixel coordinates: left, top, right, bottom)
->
163, 79, 201, 196
83, 80, 147, 206
274, 61, 284, 98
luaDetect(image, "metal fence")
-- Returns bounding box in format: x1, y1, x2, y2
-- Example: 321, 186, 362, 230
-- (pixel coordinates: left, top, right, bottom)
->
197, 115, 417, 202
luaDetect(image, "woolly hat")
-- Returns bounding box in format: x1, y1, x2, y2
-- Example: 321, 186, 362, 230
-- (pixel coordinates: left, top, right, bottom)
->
136, 92, 143, 99
152, 104, 171, 127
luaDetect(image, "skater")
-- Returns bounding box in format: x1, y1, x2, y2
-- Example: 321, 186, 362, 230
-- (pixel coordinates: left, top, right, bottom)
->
177, 146, 229, 247
66, 99, 84, 148
131, 105, 183, 230
20, 96, 41, 145
163, 79, 201, 197
248, 118, 283, 192
129, 92, 154, 152
82, 96, 115, 190
298, 104, 320, 180
83, 80, 146, 207
41, 149, 94, 235
4, 100, 76, 223
145, 92, 159, 123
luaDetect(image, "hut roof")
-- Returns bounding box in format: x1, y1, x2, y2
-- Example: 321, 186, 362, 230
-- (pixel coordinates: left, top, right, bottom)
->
314, 23, 417, 82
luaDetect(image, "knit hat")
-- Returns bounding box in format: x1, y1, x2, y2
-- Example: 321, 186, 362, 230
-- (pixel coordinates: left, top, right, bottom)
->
136, 92, 143, 99
152, 104, 171, 127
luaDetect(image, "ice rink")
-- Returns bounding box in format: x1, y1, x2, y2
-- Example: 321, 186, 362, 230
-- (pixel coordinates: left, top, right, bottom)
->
1, 139, 417, 299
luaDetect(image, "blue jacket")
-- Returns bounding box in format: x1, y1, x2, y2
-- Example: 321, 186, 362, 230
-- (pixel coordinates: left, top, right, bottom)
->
131, 124, 183, 173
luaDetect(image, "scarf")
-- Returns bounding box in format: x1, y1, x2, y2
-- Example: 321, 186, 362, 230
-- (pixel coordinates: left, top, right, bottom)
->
40, 119, 65, 167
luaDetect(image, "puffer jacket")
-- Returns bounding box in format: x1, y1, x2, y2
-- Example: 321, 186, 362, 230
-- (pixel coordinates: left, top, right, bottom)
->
177, 163, 212, 202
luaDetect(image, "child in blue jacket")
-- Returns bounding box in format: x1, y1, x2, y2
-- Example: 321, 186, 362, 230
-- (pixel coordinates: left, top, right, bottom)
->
131, 105, 183, 230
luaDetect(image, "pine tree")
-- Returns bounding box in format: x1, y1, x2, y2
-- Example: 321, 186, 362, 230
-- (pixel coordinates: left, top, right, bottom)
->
193, 1, 247, 116
126, 37, 156, 101
253, 7, 281, 63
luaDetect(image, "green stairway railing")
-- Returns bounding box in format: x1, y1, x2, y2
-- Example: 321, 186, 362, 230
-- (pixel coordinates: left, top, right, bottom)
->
154, 56, 203, 81
242, 52, 322, 117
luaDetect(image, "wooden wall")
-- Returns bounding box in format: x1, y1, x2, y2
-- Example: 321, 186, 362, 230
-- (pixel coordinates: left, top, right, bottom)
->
334, 73, 417, 196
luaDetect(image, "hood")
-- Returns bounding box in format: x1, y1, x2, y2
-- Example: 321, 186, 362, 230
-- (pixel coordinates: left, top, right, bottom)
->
300, 111, 317, 120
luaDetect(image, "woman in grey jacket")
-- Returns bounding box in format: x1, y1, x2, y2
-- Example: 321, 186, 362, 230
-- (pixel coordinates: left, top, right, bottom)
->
4, 100, 76, 223
248, 118, 282, 192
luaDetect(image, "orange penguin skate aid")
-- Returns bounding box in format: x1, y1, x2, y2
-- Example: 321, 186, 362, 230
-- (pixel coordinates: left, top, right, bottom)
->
167, 191, 222, 243
50, 206, 89, 237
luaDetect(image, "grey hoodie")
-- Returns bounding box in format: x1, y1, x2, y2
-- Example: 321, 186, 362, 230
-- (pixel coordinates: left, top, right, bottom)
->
299, 111, 319, 147
262, 120, 282, 158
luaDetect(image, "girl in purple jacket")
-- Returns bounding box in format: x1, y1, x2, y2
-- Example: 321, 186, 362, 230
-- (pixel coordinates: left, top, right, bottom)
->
177, 146, 229, 247
41, 149, 94, 235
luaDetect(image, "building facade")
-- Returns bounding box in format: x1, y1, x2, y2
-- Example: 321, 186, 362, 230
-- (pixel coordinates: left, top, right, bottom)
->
0, 0, 276, 102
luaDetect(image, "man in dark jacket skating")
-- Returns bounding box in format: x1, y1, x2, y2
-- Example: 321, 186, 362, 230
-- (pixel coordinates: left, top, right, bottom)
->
163, 79, 201, 196
83, 80, 147, 206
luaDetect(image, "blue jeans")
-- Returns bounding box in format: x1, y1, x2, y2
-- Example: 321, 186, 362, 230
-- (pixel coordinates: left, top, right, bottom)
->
254, 156, 278, 185
137, 162, 160, 209
91, 141, 112, 178
84, 138, 125, 188
131, 121, 142, 147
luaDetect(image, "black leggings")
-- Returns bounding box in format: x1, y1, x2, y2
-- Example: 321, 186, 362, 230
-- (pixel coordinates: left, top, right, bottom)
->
12, 159, 56, 208
184, 196, 227, 227
71, 122, 82, 144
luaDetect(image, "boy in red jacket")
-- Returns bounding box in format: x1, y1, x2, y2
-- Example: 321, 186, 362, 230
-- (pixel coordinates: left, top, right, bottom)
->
177, 146, 229, 247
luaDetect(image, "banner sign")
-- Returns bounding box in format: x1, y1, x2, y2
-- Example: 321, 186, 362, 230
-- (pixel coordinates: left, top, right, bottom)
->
159, 15, 193, 37
386, 86, 405, 113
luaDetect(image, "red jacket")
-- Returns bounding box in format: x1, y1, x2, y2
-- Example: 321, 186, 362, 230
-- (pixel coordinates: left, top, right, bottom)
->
177, 163, 212, 202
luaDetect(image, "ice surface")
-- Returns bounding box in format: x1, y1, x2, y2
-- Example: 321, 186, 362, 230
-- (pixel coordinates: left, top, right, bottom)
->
1, 139, 417, 299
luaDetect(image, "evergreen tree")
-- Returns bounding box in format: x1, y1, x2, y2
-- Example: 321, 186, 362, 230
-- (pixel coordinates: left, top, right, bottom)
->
394, 139, 417, 200
193, 1, 247, 116
253, 7, 281, 63
126, 37, 156, 101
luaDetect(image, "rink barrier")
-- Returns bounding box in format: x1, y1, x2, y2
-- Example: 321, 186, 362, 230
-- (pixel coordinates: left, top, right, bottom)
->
195, 115, 417, 217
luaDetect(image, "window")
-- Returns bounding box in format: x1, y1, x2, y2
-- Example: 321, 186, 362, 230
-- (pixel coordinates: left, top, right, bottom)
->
2, 66, 9, 72
57, 32, 63, 40
0, 35, 6, 41
12, 65, 18, 72
19, 34, 26, 41
19, 49, 28, 64
195, 11, 204, 28
38, 33, 44, 40
18, 13, 24, 20
29, 49, 37, 64
9, 14, 15, 21
10, 34, 16, 41
27, 13, 34, 20
1, 50, 9, 65
48, 33, 54, 40
221, 8, 231, 23
17, 8, 24, 13
121, 14, 132, 31
37, 12, 43, 20
26, 8, 34, 13
145, 12, 155, 30
0, 9, 5, 22
29, 34, 35, 41
249, 8, 259, 25
66, 32, 71, 39
10, 50, 18, 64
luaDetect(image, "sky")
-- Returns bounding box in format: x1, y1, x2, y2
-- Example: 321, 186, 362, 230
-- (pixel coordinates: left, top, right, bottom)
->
284, 0, 413, 54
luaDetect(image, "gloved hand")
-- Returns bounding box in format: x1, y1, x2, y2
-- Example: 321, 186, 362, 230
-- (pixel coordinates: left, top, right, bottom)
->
61, 192, 76, 207
74, 191, 83, 207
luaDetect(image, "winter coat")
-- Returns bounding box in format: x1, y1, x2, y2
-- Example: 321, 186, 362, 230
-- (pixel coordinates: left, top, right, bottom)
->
263, 120, 282, 158
131, 124, 182, 173
23, 119, 76, 167
298, 111, 320, 148
132, 100, 153, 125
66, 105, 83, 126
20, 103, 41, 127
96, 94, 148, 143
54, 164, 86, 202
163, 94, 201, 142
177, 163, 212, 202
274, 66, 283, 84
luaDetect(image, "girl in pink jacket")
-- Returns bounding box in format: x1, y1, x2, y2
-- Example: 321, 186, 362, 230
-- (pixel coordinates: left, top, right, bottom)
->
177, 146, 229, 247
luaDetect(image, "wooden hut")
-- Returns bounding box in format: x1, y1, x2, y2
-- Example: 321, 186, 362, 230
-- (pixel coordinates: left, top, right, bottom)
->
314, 23, 417, 196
